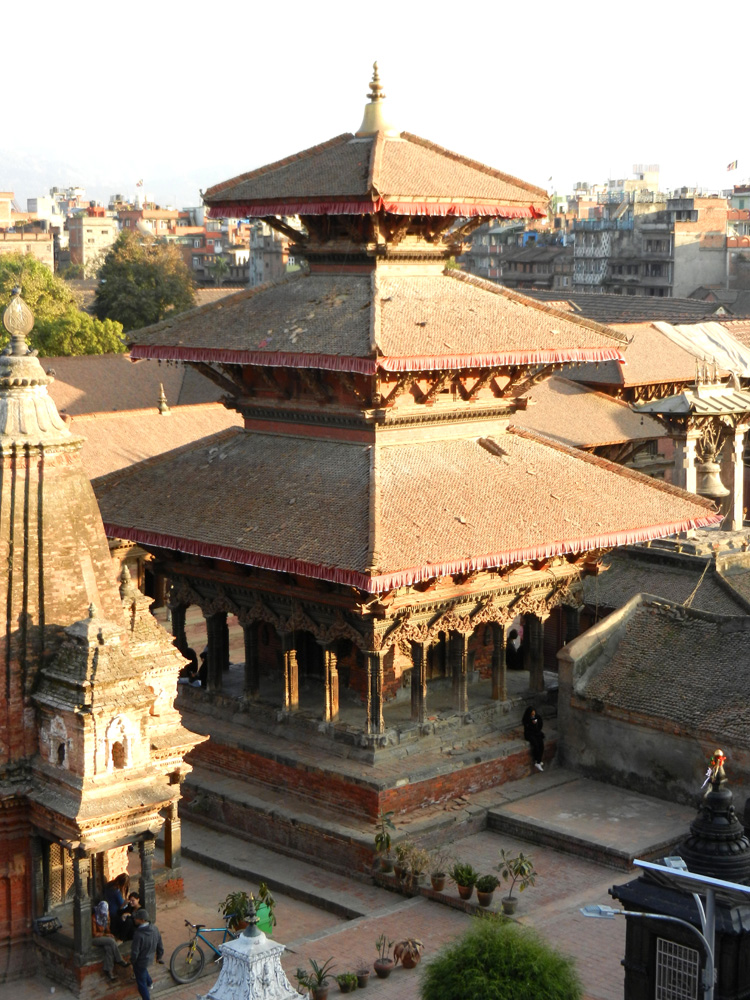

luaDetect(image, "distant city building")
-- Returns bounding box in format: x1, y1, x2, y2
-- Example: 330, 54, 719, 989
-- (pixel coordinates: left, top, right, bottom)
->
66, 207, 118, 272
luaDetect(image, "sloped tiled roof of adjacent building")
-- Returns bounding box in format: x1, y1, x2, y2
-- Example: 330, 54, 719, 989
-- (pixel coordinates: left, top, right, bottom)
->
521, 289, 739, 324
572, 595, 750, 746
92, 424, 720, 594
128, 269, 629, 373
583, 550, 750, 617
204, 132, 548, 219
71, 403, 243, 480
510, 376, 662, 447
45, 354, 221, 414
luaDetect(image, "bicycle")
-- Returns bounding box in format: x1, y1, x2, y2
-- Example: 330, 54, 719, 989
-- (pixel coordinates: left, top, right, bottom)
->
170, 916, 237, 983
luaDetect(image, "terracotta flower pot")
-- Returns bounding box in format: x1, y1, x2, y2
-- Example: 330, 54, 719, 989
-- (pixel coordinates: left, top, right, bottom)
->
312, 988, 329, 1000
476, 890, 495, 908
400, 953, 421, 969
373, 959, 394, 979
430, 874, 446, 892
356, 972, 370, 989
457, 883, 474, 900
501, 896, 518, 915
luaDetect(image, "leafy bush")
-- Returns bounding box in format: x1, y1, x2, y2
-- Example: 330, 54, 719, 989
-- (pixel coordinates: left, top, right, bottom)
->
420, 918, 581, 1000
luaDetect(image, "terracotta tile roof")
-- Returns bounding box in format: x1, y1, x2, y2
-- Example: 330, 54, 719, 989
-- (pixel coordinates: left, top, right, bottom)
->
71, 403, 243, 480
128, 269, 628, 373
583, 551, 749, 617
575, 595, 750, 746
510, 376, 662, 447
564, 323, 701, 388
204, 132, 547, 218
44, 354, 221, 414
522, 289, 738, 324
92, 424, 719, 593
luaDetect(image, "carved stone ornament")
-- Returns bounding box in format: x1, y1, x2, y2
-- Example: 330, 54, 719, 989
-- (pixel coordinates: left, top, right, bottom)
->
202, 933, 298, 1000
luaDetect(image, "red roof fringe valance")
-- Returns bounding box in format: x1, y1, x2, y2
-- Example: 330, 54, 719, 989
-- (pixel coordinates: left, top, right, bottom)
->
102, 511, 722, 596
206, 199, 543, 219
129, 344, 626, 372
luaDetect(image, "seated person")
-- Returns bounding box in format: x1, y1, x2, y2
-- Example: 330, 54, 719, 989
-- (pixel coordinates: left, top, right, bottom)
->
91, 901, 130, 982
116, 890, 141, 941
178, 648, 199, 685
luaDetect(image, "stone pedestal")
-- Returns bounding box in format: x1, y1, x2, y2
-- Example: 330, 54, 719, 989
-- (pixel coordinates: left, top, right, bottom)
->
202, 931, 298, 1000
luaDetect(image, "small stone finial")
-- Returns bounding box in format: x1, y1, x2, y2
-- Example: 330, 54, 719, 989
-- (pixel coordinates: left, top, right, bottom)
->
158, 383, 170, 414
88, 602, 97, 619
2, 287, 34, 357
367, 62, 385, 103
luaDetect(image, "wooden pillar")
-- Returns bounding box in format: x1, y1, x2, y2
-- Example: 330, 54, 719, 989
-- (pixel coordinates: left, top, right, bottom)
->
282, 633, 299, 712
220, 614, 230, 671
732, 424, 748, 531
243, 623, 260, 700
320, 643, 339, 722
138, 838, 156, 922
164, 800, 181, 871
491, 624, 506, 701
366, 650, 385, 735
410, 641, 429, 723
204, 611, 226, 692
30, 835, 45, 918
564, 604, 583, 645
170, 604, 188, 656
527, 614, 546, 693
450, 631, 469, 714
72, 850, 91, 960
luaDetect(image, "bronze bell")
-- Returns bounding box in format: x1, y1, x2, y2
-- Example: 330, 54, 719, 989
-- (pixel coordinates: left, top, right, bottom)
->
696, 454, 730, 498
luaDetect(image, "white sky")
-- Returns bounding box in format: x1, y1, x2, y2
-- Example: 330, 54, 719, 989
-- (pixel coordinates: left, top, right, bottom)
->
6, 0, 748, 210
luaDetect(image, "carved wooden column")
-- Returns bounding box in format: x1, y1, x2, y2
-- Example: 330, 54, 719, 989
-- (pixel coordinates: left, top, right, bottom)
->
564, 604, 583, 645
138, 838, 156, 921
318, 642, 339, 722
72, 849, 91, 960
491, 624, 506, 701
411, 641, 429, 723
732, 424, 748, 530
450, 631, 469, 714
164, 799, 182, 871
30, 835, 45, 918
170, 603, 188, 656
281, 633, 299, 712
243, 622, 260, 700
366, 650, 385, 734
527, 614, 546, 693
204, 611, 227, 693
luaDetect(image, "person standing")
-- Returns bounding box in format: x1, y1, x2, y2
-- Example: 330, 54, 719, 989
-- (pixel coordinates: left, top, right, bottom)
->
522, 706, 545, 771
131, 908, 164, 1000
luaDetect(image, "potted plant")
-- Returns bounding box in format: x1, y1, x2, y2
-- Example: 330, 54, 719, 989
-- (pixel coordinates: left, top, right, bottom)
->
218, 883, 276, 932
336, 973, 358, 994
496, 849, 537, 915
374, 810, 396, 871
429, 850, 450, 892
296, 958, 336, 1000
404, 846, 430, 891
475, 874, 500, 907
373, 935, 394, 978
355, 959, 370, 989
393, 840, 413, 880
448, 861, 478, 900
393, 938, 424, 969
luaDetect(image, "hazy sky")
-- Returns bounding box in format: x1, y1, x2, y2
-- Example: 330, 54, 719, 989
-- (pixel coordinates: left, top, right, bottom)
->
6, 0, 747, 210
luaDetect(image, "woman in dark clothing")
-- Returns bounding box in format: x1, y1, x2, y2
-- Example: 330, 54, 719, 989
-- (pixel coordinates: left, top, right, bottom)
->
522, 706, 545, 771
505, 629, 524, 671
104, 873, 131, 939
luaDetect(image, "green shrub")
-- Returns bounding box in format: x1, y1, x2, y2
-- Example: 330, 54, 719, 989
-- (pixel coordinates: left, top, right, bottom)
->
420, 918, 582, 1000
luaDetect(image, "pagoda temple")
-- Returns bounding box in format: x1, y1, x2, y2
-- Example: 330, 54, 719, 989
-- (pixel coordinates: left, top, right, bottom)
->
92, 69, 720, 859
0, 291, 204, 987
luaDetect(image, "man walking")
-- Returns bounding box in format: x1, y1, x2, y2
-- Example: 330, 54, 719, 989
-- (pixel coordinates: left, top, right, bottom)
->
131, 908, 164, 1000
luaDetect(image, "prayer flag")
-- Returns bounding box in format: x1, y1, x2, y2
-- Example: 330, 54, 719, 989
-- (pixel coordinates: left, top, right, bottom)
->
727, 160, 738, 171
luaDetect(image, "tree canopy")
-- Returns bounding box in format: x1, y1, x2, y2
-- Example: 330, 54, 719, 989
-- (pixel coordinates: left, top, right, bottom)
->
420, 918, 582, 1000
0, 253, 125, 357
94, 231, 196, 332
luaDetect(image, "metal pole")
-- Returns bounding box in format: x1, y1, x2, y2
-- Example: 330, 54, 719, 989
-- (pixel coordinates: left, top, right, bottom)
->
704, 888, 716, 1000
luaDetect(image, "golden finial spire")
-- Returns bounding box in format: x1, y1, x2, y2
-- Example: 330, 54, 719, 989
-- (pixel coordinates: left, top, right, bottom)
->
355, 62, 399, 138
